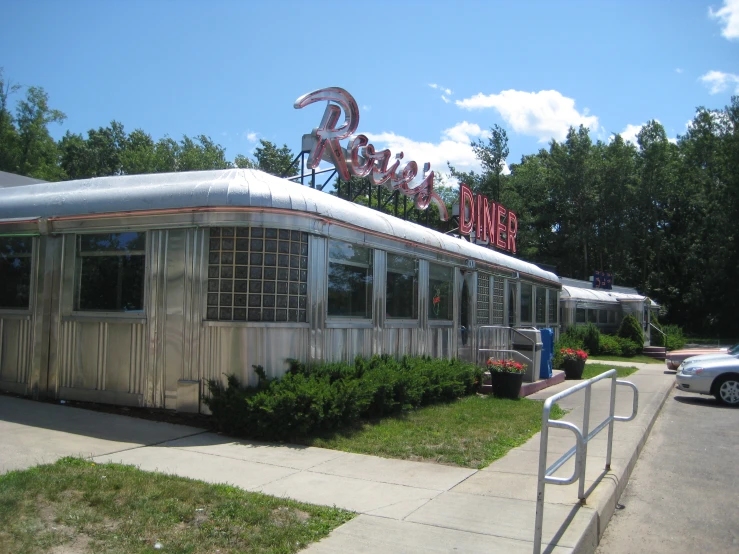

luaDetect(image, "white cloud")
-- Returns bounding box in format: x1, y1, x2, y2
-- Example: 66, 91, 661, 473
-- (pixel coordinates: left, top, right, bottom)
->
700, 70, 739, 94
362, 105, 371, 112
360, 121, 489, 180
456, 89, 599, 142
244, 131, 258, 142
675, 68, 684, 74
709, 0, 739, 40
615, 120, 677, 145
429, 83, 453, 95
619, 123, 644, 144
441, 95, 450, 104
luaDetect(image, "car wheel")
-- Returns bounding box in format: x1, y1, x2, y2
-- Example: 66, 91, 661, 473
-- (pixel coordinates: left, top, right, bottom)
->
714, 376, 739, 406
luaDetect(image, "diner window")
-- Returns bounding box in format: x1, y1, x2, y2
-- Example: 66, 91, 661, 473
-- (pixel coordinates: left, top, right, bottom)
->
599, 309, 608, 323
608, 310, 617, 324
328, 240, 372, 318
492, 276, 505, 325
207, 227, 308, 322
520, 283, 533, 323
548, 290, 558, 324
0, 236, 33, 309
428, 263, 453, 320
76, 233, 146, 311
587, 309, 598, 323
576, 307, 586, 323
386, 254, 418, 319
535, 286, 547, 324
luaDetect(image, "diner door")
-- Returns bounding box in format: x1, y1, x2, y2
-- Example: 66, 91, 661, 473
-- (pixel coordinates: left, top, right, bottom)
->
457, 270, 474, 362
507, 281, 517, 328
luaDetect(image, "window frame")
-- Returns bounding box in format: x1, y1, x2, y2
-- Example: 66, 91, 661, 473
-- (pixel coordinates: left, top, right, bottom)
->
0, 235, 35, 312
74, 232, 147, 315
428, 262, 454, 322
520, 282, 533, 323
385, 253, 419, 320
327, 239, 374, 320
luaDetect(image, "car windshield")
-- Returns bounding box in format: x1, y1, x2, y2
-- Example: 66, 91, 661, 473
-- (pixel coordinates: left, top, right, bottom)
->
729, 344, 739, 356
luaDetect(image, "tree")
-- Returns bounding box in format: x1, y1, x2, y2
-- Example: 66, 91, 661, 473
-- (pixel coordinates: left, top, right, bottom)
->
14, 86, 66, 180
471, 124, 509, 202
0, 68, 21, 173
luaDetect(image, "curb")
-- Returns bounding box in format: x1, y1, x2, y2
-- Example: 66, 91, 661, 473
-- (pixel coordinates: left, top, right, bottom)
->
570, 379, 675, 553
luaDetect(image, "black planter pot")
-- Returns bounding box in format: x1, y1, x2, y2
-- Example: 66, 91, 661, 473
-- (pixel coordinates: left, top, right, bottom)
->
490, 371, 524, 399
562, 359, 586, 380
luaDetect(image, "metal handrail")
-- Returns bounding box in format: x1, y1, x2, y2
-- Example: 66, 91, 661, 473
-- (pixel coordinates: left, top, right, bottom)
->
649, 322, 667, 345
533, 369, 638, 554
476, 325, 535, 366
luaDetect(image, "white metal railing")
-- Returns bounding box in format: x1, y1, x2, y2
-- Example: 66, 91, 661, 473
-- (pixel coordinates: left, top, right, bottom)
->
533, 369, 638, 554
649, 322, 667, 346
476, 325, 534, 367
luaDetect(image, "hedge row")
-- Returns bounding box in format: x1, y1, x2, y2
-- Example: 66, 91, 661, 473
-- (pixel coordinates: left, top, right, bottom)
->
553, 318, 644, 367
205, 355, 483, 441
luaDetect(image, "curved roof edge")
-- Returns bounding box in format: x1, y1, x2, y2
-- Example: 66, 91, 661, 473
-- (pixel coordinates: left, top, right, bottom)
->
0, 168, 560, 286
561, 284, 660, 306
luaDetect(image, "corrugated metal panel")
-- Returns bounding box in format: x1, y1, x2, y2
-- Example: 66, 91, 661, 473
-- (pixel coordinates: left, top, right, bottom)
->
0, 169, 559, 286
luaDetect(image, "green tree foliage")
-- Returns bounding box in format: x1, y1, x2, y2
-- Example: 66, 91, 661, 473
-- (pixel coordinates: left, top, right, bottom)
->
617, 315, 644, 348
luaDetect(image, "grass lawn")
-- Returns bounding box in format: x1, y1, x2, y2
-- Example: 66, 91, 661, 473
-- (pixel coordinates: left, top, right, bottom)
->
301, 395, 565, 469
588, 354, 663, 364
0, 457, 353, 554
582, 363, 639, 380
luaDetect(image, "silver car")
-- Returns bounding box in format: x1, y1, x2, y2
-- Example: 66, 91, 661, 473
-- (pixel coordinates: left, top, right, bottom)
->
676, 356, 739, 406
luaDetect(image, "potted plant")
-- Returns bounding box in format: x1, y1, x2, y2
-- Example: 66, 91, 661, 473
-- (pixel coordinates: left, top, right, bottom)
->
560, 348, 588, 379
487, 358, 527, 399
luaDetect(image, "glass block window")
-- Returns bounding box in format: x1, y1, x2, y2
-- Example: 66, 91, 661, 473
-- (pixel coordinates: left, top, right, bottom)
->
477, 273, 490, 325
328, 240, 373, 318
535, 286, 547, 324
429, 263, 453, 321
386, 254, 418, 319
207, 227, 308, 322
520, 283, 533, 323
548, 290, 558, 323
0, 237, 33, 309
76, 233, 146, 311
492, 276, 504, 325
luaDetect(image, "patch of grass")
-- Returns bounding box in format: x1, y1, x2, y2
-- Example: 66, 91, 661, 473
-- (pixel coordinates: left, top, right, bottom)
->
301, 395, 565, 469
589, 354, 662, 364
0, 457, 353, 554
582, 363, 639, 380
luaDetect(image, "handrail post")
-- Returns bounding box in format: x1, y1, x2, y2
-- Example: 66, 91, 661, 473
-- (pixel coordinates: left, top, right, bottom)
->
579, 384, 591, 501
606, 373, 617, 469
533, 399, 551, 554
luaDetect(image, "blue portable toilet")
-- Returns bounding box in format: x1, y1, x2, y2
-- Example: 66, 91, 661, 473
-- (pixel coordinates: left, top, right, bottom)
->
539, 328, 554, 379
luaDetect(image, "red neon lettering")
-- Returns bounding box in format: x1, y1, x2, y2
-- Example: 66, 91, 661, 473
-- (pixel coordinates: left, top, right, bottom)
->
297, 88, 447, 221
459, 183, 474, 235
507, 211, 517, 254
294, 88, 359, 180
495, 204, 507, 250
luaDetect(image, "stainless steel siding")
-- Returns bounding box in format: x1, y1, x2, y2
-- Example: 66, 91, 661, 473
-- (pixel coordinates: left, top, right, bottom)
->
201, 325, 310, 387
0, 317, 32, 385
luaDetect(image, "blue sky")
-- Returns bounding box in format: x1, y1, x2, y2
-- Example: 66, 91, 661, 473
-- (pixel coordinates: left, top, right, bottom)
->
2, 0, 738, 181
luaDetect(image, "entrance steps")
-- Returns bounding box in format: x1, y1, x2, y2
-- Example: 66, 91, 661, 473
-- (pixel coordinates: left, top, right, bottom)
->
643, 346, 666, 361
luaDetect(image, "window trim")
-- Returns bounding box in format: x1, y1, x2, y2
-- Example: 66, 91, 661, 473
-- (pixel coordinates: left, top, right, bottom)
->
0, 235, 36, 313
385, 253, 419, 321
73, 232, 147, 315
326, 239, 374, 320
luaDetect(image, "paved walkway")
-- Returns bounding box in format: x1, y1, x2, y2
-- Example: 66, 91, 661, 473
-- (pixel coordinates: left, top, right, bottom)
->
0, 361, 673, 553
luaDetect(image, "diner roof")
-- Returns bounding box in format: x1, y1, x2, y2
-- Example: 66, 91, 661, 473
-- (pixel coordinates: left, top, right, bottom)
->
0, 168, 560, 286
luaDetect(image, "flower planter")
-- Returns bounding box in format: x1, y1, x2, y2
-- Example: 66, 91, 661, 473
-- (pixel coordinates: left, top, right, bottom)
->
562, 358, 586, 380
490, 371, 524, 399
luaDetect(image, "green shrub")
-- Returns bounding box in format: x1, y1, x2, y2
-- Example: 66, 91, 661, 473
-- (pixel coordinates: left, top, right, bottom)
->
615, 337, 641, 357
662, 324, 686, 351
205, 356, 483, 441
598, 334, 623, 356
617, 314, 644, 350
583, 323, 601, 355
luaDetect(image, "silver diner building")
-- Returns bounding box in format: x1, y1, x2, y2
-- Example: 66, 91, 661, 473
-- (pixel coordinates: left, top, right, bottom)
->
0, 169, 560, 412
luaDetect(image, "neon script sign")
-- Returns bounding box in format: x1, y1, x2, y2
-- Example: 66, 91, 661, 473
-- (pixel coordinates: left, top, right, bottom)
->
459, 183, 518, 254
295, 87, 449, 221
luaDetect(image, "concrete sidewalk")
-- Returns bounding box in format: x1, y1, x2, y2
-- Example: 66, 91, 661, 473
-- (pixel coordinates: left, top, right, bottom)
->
0, 361, 674, 553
